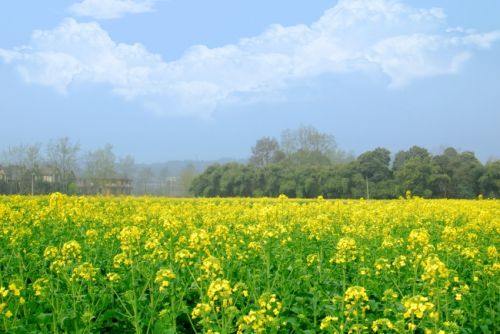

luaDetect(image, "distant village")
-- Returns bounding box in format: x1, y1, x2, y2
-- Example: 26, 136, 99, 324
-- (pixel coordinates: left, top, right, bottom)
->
0, 164, 133, 195
0, 138, 202, 196
0, 164, 193, 196
0, 134, 216, 197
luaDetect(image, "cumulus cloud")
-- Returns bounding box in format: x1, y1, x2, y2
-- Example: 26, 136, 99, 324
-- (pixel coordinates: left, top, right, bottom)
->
69, 0, 156, 19
1, 0, 499, 116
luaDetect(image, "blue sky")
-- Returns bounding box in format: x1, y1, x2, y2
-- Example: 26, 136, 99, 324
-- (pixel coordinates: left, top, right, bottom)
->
1, 0, 499, 163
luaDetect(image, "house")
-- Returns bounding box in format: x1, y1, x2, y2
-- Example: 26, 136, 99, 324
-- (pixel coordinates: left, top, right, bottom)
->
1, 165, 24, 181
77, 177, 133, 195
0, 166, 6, 181
37, 166, 58, 183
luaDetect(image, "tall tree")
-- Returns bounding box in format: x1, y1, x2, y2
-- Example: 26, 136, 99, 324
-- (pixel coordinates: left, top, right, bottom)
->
1, 145, 27, 166
431, 147, 458, 197
357, 148, 392, 199
357, 148, 391, 182
279, 125, 352, 165
3, 144, 42, 172
450, 151, 484, 198
433, 148, 484, 198
24, 144, 43, 172
47, 137, 80, 189
281, 126, 337, 156
479, 160, 500, 197
178, 164, 198, 197
393, 146, 430, 171
393, 147, 436, 197
2, 144, 43, 194
249, 137, 284, 167
117, 155, 135, 179
84, 144, 116, 180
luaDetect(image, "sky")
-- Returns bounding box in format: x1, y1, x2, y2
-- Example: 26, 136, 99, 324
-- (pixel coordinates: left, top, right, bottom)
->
1, 0, 499, 163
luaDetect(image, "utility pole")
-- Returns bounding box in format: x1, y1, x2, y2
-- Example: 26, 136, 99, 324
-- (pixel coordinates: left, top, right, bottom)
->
365, 176, 370, 200
31, 172, 35, 196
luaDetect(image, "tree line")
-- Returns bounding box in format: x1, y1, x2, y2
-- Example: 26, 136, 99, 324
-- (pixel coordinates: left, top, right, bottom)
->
191, 126, 500, 199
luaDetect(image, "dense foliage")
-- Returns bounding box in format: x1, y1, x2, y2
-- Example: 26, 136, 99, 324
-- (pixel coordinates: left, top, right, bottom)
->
191, 147, 500, 199
0, 194, 498, 333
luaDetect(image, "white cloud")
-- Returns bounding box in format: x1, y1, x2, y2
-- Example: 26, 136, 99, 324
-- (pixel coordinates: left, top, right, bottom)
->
69, 0, 156, 19
1, 0, 499, 117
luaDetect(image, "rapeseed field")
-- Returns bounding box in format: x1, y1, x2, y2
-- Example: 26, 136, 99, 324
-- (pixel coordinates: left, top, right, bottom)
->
0, 194, 498, 333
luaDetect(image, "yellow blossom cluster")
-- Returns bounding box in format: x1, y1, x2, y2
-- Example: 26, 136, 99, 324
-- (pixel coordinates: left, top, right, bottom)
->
331, 237, 357, 264
421, 254, 450, 284
403, 295, 435, 319
237, 293, 282, 333
207, 279, 233, 308
154, 268, 176, 292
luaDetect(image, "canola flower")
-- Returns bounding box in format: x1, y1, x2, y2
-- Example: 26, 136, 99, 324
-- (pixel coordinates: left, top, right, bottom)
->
154, 268, 176, 292
403, 295, 435, 319
331, 237, 357, 264
207, 279, 233, 308
0, 194, 497, 333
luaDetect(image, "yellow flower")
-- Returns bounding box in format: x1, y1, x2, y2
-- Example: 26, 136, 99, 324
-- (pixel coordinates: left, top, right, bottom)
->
320, 316, 338, 330
155, 268, 176, 292
207, 279, 233, 307
331, 237, 357, 264
8, 283, 21, 296
371, 318, 395, 332
407, 228, 430, 250
61, 240, 82, 261
33, 278, 49, 297
382, 289, 398, 301
200, 256, 223, 279
421, 254, 449, 283
306, 254, 318, 267
71, 262, 99, 282
403, 295, 434, 319
43, 246, 58, 260
487, 246, 498, 259
106, 272, 121, 283
393, 255, 407, 269
191, 303, 211, 319
118, 226, 142, 252
407, 323, 417, 331
344, 286, 368, 303
0, 287, 8, 298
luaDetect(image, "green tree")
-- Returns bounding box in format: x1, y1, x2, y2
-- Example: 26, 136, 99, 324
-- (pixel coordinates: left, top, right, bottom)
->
283, 149, 332, 166
393, 146, 435, 197
479, 160, 500, 197
450, 151, 484, 198
433, 148, 484, 198
357, 148, 392, 198
249, 137, 284, 167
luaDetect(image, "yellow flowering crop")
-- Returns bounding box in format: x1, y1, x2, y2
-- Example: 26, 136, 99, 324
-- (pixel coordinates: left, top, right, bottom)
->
0, 194, 497, 332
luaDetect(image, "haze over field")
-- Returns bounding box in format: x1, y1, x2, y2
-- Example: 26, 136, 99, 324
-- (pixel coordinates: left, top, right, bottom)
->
1, 0, 499, 162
